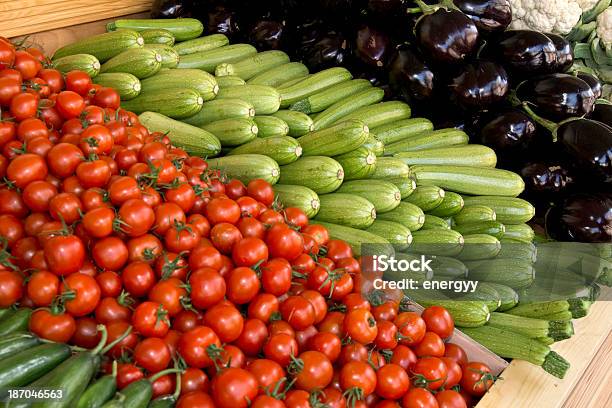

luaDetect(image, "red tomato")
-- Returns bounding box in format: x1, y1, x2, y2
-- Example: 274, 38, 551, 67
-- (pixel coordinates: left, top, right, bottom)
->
401, 388, 438, 408
178, 326, 221, 368
29, 309, 76, 343
203, 303, 244, 343
65, 71, 93, 96
280, 296, 315, 330
343, 308, 378, 345
211, 368, 258, 408
444, 343, 468, 368
132, 301, 170, 338
412, 357, 448, 391
421, 306, 455, 340
246, 358, 285, 394
62, 273, 101, 316
226, 266, 260, 304
293, 351, 333, 392
339, 360, 377, 399
376, 363, 410, 400
44, 234, 85, 276
265, 224, 304, 261
263, 333, 298, 367
436, 390, 467, 408
0, 270, 23, 307
460, 362, 494, 397
177, 391, 215, 408
414, 332, 445, 358
56, 91, 85, 119
134, 337, 171, 373
394, 312, 426, 346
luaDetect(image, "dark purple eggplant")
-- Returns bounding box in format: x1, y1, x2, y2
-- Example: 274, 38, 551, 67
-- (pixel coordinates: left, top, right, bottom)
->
449, 61, 509, 110
452, 0, 512, 33
546, 193, 612, 243
248, 20, 286, 50
517, 74, 596, 121
545, 33, 573, 73
520, 162, 574, 194
415, 8, 479, 64
483, 30, 557, 77
590, 103, 612, 127
298, 31, 351, 71
151, 0, 195, 18
367, 0, 407, 17
204, 5, 242, 40
578, 73, 603, 99
479, 109, 536, 154
354, 25, 392, 68
388, 45, 434, 103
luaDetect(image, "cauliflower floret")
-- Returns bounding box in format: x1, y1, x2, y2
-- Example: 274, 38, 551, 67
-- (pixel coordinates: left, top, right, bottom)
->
576, 0, 601, 12
509, 0, 582, 34
597, 7, 612, 48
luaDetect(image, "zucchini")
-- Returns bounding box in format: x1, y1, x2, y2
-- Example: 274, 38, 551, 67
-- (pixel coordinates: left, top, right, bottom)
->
140, 69, 218, 101
93, 73, 141, 100
412, 165, 525, 197
173, 34, 229, 55
215, 50, 290, 80
485, 283, 519, 311
421, 214, 451, 230
100, 48, 162, 79
253, 116, 289, 138
453, 221, 506, 239
53, 30, 144, 62
202, 118, 258, 147
331, 101, 411, 128
278, 75, 311, 89
427, 191, 464, 217
248, 62, 309, 87
385, 129, 469, 154
273, 185, 320, 217
415, 300, 490, 328
279, 156, 344, 194
404, 185, 445, 212
394, 145, 497, 167
454, 205, 497, 224
311, 221, 392, 257
455, 281, 502, 312
371, 118, 433, 145
143, 44, 179, 68
366, 220, 413, 250
503, 223, 536, 243
140, 29, 175, 45
466, 259, 535, 289
290, 79, 372, 114
367, 157, 414, 198
298, 119, 369, 156
409, 229, 465, 256
362, 134, 385, 157
208, 154, 280, 184
107, 18, 203, 41
461, 326, 570, 378
314, 193, 377, 229
336, 180, 401, 213
216, 75, 246, 88
457, 234, 501, 261
183, 99, 255, 127
488, 312, 573, 341
498, 238, 537, 263
429, 256, 468, 279
334, 148, 378, 181
138, 112, 221, 157
377, 202, 425, 231
177, 44, 257, 72
272, 110, 314, 136
121, 88, 203, 119
312, 87, 385, 130
53, 54, 100, 77
461, 196, 535, 224
505, 300, 572, 319
228, 136, 302, 165
216, 85, 281, 115
280, 67, 353, 108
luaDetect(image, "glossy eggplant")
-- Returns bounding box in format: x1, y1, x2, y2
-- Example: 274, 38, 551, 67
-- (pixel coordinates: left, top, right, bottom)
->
367, 0, 407, 17
452, 0, 512, 33
204, 5, 242, 40
520, 162, 574, 194
151, 0, 195, 18
248, 20, 286, 50
415, 8, 479, 64
545, 33, 573, 73
354, 25, 392, 68
590, 103, 612, 127
298, 30, 351, 71
388, 45, 434, 103
479, 109, 536, 155
546, 193, 612, 243
517, 74, 596, 121
449, 61, 509, 110
578, 73, 603, 100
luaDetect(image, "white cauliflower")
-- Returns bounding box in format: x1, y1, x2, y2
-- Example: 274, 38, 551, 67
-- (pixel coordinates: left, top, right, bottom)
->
576, 0, 601, 12
597, 7, 612, 48
509, 0, 582, 34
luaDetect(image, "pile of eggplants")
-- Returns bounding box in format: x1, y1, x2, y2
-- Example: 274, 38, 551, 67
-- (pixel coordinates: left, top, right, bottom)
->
152, 0, 612, 242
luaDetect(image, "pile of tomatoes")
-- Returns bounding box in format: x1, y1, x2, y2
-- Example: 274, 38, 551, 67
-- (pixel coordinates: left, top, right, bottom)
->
0, 40, 495, 408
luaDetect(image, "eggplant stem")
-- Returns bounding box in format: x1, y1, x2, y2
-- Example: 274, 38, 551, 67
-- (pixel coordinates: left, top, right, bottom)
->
413, 0, 437, 14
521, 103, 558, 135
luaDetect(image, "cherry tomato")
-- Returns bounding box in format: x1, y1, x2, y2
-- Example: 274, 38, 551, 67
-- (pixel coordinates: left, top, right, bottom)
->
436, 390, 467, 408
247, 358, 285, 394
189, 267, 226, 309
226, 266, 260, 304
280, 296, 315, 331
422, 306, 454, 340
71, 317, 101, 349
177, 391, 215, 408
412, 357, 448, 391
180, 368, 210, 395
293, 351, 333, 392
62, 273, 101, 316
414, 331, 445, 358
444, 343, 468, 368
460, 362, 494, 397
203, 303, 244, 343
401, 388, 438, 408
339, 360, 377, 399
132, 301, 170, 338
65, 71, 93, 96
134, 337, 171, 373
394, 312, 426, 346
211, 368, 258, 408
178, 325, 221, 368
376, 363, 410, 400
343, 308, 378, 345
0, 270, 23, 307
44, 234, 85, 276
56, 91, 85, 119
265, 224, 303, 261
233, 318, 268, 356
29, 309, 76, 343
263, 333, 298, 367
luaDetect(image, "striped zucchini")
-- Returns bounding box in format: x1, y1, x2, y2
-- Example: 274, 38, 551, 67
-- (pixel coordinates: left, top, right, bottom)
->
367, 157, 415, 198
229, 136, 302, 165
278, 75, 311, 89
280, 67, 353, 108
454, 221, 506, 239
121, 88, 203, 119
298, 119, 369, 156
394, 145, 497, 167
183, 99, 255, 127
279, 156, 344, 194
273, 185, 320, 217
456, 282, 502, 312
202, 118, 258, 147
53, 54, 100, 77
100, 48, 162, 79
454, 205, 497, 224
53, 30, 144, 62
312, 87, 385, 130
173, 34, 229, 55
216, 85, 281, 115
385, 129, 469, 154
143, 44, 179, 68
331, 101, 411, 128
409, 229, 465, 256
362, 134, 385, 157
503, 223, 536, 242
253, 116, 289, 138
421, 214, 451, 230
334, 147, 377, 180
457, 234, 501, 261
366, 220, 413, 250
314, 193, 377, 229
462, 196, 535, 224
371, 118, 433, 145
404, 185, 445, 212
427, 192, 464, 217
377, 202, 425, 231
177, 44, 257, 72
412, 165, 525, 197
466, 259, 535, 289
138, 112, 220, 157
107, 18, 203, 41
216, 75, 246, 88
290, 79, 372, 114
93, 73, 141, 100
208, 154, 280, 184
336, 180, 401, 213
140, 29, 175, 45
248, 62, 309, 87
216, 50, 290, 80
429, 256, 468, 279
140, 69, 218, 101
271, 110, 314, 136
311, 221, 392, 256
486, 283, 519, 311
498, 238, 538, 262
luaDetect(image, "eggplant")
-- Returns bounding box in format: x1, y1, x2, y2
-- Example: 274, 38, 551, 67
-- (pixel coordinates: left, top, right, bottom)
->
151, 0, 195, 18
449, 61, 509, 110
545, 33, 573, 73
415, 8, 479, 64
354, 25, 392, 68
517, 74, 596, 121
578, 73, 603, 100
367, 0, 407, 17
388, 45, 434, 103
248, 20, 286, 50
479, 109, 536, 155
520, 162, 574, 194
546, 193, 612, 243
590, 103, 612, 127
203, 5, 242, 40
298, 31, 351, 71
452, 0, 512, 33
